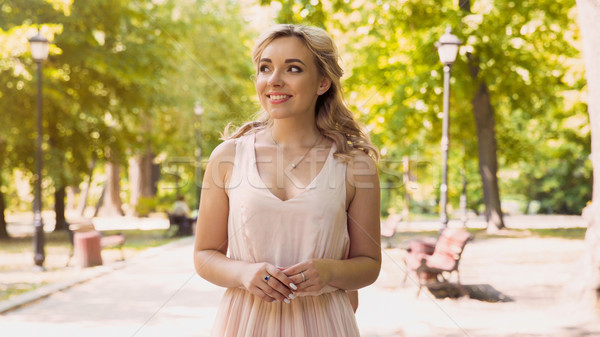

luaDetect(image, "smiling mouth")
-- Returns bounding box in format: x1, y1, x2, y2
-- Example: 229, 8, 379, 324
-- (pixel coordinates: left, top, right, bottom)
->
268, 94, 291, 100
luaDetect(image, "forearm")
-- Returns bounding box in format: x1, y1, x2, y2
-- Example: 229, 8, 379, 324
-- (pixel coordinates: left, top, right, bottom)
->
320, 255, 381, 291
194, 249, 250, 289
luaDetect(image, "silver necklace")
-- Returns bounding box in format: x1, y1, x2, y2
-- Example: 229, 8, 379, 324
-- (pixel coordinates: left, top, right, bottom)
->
271, 130, 321, 169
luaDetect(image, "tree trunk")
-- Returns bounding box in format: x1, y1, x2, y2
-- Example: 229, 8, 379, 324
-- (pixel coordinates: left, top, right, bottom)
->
472, 83, 505, 231
97, 158, 124, 216
0, 175, 9, 239
78, 157, 96, 217
577, 0, 600, 306
141, 148, 156, 197
94, 184, 105, 217
460, 0, 504, 231
467, 53, 505, 231
53, 185, 69, 231
128, 147, 155, 215
152, 160, 160, 196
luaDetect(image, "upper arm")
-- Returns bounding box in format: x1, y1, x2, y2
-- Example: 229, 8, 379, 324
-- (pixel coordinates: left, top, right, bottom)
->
194, 139, 236, 255
346, 152, 381, 262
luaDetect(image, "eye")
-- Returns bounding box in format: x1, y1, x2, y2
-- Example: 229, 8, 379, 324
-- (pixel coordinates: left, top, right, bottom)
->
259, 65, 271, 73
289, 66, 302, 73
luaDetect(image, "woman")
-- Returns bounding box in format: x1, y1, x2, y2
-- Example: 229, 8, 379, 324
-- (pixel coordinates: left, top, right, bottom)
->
194, 24, 381, 337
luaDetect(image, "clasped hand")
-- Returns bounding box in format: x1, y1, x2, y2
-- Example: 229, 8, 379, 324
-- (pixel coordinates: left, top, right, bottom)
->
243, 260, 330, 303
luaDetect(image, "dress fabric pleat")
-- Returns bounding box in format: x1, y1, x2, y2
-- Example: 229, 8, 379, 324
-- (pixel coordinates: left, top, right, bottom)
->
210, 133, 360, 337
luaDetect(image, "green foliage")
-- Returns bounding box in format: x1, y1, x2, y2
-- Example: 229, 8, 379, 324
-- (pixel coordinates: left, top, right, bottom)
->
504, 108, 592, 214
0, 0, 257, 213
135, 196, 158, 217
0, 0, 591, 217
260, 0, 589, 215
260, 0, 332, 27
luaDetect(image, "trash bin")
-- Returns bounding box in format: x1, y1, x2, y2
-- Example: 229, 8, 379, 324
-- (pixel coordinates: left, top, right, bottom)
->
74, 230, 103, 268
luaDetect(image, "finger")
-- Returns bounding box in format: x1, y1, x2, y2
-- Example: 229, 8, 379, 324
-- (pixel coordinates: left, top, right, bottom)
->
262, 276, 293, 302
267, 267, 298, 293
288, 271, 309, 286
281, 262, 307, 277
293, 271, 325, 292
289, 273, 304, 286
294, 273, 323, 292
294, 279, 314, 292
251, 284, 278, 303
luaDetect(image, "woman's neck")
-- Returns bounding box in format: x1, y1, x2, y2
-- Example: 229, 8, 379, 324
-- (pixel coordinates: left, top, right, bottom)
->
270, 120, 321, 148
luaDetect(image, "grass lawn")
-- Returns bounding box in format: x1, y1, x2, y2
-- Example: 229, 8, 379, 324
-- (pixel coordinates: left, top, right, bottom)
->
527, 227, 587, 240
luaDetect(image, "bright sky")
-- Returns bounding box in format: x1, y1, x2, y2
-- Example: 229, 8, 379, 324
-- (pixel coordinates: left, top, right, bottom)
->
240, 0, 279, 33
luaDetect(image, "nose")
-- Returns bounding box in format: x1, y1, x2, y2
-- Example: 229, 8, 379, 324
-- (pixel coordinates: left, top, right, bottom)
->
267, 69, 283, 87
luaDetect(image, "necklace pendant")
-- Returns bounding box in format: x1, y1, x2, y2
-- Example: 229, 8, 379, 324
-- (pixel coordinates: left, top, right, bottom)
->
291, 163, 297, 169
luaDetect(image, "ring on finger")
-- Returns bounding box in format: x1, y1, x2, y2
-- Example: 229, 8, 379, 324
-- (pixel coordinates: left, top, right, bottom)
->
301, 271, 306, 283
264, 275, 271, 282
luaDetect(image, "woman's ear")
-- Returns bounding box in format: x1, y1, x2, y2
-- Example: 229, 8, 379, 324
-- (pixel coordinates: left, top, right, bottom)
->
318, 77, 331, 95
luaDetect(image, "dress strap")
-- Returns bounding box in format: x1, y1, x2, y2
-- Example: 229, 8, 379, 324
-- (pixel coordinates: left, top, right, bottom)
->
227, 133, 254, 192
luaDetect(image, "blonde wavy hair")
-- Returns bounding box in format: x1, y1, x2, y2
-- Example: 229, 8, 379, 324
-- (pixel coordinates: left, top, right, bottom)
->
225, 24, 379, 162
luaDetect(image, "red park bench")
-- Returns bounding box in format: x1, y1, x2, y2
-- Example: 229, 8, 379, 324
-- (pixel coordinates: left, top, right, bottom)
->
403, 228, 473, 296
66, 218, 126, 268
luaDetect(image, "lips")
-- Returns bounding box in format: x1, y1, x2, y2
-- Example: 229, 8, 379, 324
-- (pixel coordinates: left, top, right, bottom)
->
267, 93, 292, 103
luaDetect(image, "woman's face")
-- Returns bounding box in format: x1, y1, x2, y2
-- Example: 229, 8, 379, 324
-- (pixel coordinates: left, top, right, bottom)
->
255, 36, 329, 121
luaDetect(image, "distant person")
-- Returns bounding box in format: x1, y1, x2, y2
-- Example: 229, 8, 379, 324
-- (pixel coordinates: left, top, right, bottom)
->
172, 196, 191, 217
171, 196, 192, 236
193, 24, 381, 336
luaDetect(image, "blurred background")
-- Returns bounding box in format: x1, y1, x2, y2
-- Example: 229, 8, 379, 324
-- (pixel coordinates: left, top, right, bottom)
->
2, 1, 599, 335
0, 0, 591, 227
0, 0, 590, 232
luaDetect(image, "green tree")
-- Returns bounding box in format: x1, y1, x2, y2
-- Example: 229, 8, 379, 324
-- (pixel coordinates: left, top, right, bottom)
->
0, 1, 59, 237
0, 0, 258, 232
259, 0, 586, 227
135, 0, 257, 209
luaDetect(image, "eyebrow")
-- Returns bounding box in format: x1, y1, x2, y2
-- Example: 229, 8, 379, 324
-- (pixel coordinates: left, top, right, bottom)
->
259, 58, 306, 66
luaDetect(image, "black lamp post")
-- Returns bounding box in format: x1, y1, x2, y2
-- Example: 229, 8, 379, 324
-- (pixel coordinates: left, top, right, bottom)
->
194, 101, 204, 207
29, 31, 50, 269
435, 26, 461, 229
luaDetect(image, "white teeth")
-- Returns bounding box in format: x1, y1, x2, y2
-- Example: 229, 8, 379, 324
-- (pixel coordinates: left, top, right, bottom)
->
269, 95, 289, 100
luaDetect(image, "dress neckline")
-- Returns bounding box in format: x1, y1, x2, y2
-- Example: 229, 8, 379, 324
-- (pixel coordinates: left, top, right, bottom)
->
250, 132, 335, 203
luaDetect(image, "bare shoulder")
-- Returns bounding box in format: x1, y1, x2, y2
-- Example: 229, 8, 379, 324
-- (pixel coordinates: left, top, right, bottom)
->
209, 138, 236, 162
206, 139, 237, 186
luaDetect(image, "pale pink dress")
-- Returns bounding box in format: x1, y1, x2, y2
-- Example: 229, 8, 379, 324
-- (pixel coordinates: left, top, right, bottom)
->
210, 133, 360, 337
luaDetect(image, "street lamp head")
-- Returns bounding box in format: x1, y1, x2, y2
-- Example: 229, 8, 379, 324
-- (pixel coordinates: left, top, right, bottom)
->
194, 101, 204, 116
28, 32, 50, 62
435, 26, 462, 66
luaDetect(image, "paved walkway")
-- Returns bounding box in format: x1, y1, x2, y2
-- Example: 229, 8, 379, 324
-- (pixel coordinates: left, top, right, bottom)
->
1, 216, 600, 336
0, 238, 220, 337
